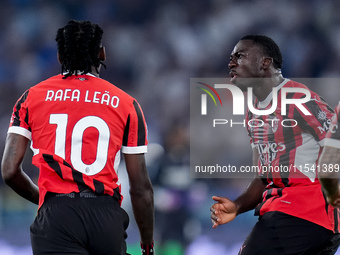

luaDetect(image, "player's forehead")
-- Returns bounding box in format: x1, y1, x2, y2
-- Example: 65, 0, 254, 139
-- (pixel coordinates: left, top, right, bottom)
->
231, 40, 262, 56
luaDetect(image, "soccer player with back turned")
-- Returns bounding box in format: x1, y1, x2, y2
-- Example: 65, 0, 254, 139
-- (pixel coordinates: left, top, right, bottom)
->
1, 20, 155, 255
210, 35, 340, 254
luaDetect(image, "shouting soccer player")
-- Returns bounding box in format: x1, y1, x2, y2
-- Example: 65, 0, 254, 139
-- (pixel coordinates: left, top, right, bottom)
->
1, 20, 154, 255
210, 35, 340, 254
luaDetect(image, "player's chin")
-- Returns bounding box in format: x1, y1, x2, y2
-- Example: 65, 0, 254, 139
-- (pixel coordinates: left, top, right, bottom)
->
232, 79, 247, 92
234, 77, 262, 92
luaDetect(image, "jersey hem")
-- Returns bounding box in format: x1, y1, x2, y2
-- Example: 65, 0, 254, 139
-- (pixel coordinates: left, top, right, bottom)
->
8, 126, 32, 140
122, 145, 147, 154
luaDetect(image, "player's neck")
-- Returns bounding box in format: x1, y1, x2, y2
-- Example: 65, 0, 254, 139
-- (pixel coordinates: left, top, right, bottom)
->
89, 67, 100, 77
254, 74, 284, 101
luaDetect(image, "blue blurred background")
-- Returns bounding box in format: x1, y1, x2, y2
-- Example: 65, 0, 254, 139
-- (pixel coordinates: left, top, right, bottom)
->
1, 0, 340, 254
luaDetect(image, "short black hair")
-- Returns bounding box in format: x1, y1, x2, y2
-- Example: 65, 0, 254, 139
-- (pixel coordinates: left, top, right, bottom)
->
55, 20, 105, 79
240, 35, 283, 69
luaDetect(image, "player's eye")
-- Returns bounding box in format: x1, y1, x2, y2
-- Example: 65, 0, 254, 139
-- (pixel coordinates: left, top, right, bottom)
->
236, 53, 243, 59
230, 54, 238, 61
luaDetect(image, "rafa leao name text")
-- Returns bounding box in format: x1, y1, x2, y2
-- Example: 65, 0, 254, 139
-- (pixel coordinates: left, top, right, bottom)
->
45, 89, 120, 108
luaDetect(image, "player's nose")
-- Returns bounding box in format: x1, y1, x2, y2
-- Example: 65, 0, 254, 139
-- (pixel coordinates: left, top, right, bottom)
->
228, 57, 237, 69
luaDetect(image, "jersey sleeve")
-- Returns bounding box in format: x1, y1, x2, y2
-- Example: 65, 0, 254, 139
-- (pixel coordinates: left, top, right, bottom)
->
323, 103, 340, 149
121, 100, 148, 154
293, 92, 334, 144
7, 90, 32, 140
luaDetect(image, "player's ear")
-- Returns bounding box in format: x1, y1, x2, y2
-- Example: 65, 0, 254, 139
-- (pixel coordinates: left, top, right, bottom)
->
262, 57, 273, 70
99, 46, 106, 62
57, 52, 62, 64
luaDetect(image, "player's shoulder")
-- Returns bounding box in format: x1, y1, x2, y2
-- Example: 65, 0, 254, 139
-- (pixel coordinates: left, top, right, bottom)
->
17, 75, 61, 100
284, 79, 309, 90
284, 79, 324, 99
29, 74, 63, 90
94, 77, 137, 103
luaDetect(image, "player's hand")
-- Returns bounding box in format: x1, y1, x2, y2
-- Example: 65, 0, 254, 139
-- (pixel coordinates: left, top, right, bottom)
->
210, 196, 237, 229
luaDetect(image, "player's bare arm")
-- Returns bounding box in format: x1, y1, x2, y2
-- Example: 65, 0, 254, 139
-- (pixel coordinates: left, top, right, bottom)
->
1, 133, 39, 205
319, 146, 340, 207
234, 149, 266, 215
124, 153, 154, 246
211, 148, 265, 228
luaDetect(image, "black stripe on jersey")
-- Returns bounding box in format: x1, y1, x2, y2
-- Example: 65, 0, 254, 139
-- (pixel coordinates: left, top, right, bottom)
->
278, 93, 297, 186
13, 90, 29, 127
255, 189, 273, 216
42, 154, 63, 179
133, 100, 146, 146
270, 188, 283, 204
265, 189, 273, 200
278, 119, 293, 186
93, 179, 104, 194
246, 110, 253, 138
279, 93, 296, 186
266, 115, 275, 183
63, 160, 88, 192
255, 188, 284, 216
122, 115, 130, 146
257, 114, 274, 183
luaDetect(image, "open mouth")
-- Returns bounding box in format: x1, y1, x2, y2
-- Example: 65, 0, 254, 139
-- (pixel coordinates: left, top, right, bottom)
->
229, 71, 237, 82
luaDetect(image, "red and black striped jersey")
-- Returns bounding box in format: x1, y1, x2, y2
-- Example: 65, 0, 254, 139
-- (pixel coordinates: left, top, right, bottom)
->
8, 74, 148, 209
246, 79, 339, 232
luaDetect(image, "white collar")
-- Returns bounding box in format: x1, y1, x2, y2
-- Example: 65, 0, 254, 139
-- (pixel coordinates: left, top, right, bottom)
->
258, 78, 290, 108
62, 71, 98, 78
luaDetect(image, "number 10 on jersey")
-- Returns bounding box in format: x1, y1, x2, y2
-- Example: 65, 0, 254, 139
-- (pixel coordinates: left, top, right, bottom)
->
49, 114, 110, 176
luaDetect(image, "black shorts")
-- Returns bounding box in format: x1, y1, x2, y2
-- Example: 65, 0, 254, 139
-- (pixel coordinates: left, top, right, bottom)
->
30, 192, 129, 255
239, 211, 340, 255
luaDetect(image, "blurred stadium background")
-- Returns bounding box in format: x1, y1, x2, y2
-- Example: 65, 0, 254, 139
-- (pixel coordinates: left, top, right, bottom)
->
1, 0, 340, 254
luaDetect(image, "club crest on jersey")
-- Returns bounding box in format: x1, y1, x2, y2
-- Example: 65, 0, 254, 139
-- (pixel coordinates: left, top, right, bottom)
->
268, 115, 279, 133
248, 115, 279, 135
